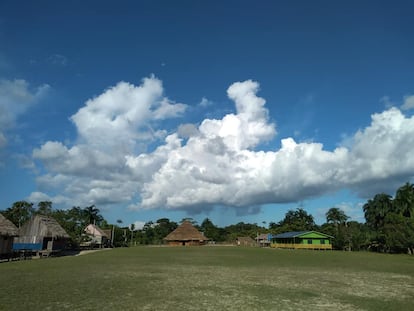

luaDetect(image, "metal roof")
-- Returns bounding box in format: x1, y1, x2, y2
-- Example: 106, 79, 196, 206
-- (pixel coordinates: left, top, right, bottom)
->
272, 231, 333, 239
272, 231, 310, 239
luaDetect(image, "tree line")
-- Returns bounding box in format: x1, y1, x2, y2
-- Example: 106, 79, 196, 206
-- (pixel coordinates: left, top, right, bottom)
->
1, 182, 413, 253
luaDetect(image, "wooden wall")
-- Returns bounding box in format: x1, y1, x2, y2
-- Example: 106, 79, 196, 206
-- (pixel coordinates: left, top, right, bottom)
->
0, 236, 14, 255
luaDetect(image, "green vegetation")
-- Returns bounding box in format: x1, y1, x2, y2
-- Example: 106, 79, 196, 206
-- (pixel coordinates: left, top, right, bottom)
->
363, 182, 414, 254
1, 247, 413, 310
1, 182, 414, 253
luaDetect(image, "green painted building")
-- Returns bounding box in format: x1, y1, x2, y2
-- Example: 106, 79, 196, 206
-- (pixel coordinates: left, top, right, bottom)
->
271, 231, 333, 250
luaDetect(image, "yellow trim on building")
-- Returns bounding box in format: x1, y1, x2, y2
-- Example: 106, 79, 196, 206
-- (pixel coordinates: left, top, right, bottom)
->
271, 243, 332, 250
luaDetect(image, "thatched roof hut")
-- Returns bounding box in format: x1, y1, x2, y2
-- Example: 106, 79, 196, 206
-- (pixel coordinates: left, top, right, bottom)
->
164, 221, 209, 246
0, 213, 19, 256
14, 215, 69, 252
0, 213, 18, 237
19, 215, 70, 239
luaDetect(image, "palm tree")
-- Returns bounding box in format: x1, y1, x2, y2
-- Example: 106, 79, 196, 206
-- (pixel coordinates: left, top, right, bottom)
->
326, 207, 348, 226
84, 205, 101, 225
394, 182, 414, 218
326, 207, 350, 250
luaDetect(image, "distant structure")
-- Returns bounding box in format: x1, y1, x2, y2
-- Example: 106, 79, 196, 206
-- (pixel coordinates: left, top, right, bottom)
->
13, 215, 70, 256
164, 221, 209, 246
83, 224, 110, 248
0, 214, 19, 260
236, 236, 256, 247
256, 233, 272, 247
271, 231, 333, 250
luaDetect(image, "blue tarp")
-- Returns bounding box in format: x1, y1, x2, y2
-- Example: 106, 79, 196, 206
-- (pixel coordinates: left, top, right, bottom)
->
12, 243, 42, 251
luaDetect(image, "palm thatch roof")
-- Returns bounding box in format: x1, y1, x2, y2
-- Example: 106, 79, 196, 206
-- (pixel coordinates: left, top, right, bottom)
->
19, 215, 70, 239
164, 221, 209, 242
0, 213, 18, 236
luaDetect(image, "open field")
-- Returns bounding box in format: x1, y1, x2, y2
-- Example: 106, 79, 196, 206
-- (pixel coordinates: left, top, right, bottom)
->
1, 247, 413, 311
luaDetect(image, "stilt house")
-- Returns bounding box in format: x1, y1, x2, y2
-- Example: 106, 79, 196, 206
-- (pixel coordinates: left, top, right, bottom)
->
164, 221, 209, 246
13, 215, 70, 253
0, 214, 19, 259
271, 231, 333, 250
83, 224, 109, 248
256, 233, 272, 247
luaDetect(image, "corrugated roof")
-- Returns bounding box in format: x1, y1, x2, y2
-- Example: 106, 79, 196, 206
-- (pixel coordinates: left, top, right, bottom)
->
164, 221, 208, 241
256, 233, 271, 240
272, 231, 333, 239
0, 213, 19, 236
272, 231, 311, 239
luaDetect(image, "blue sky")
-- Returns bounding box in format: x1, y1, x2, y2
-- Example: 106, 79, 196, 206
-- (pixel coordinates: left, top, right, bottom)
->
1, 0, 414, 228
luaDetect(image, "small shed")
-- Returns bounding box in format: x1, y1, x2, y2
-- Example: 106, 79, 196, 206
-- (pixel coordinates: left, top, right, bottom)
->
83, 224, 109, 248
271, 231, 333, 250
256, 233, 272, 247
0, 214, 19, 259
164, 221, 209, 246
13, 215, 70, 254
236, 236, 256, 247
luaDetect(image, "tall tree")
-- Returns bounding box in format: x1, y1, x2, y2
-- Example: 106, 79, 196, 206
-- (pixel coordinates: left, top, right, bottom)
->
325, 207, 350, 250
326, 207, 348, 226
279, 208, 316, 231
394, 182, 414, 218
153, 218, 178, 242
37, 201, 53, 216
52, 206, 91, 246
383, 213, 414, 254
83, 205, 102, 225
363, 193, 393, 231
200, 218, 222, 242
2, 201, 34, 228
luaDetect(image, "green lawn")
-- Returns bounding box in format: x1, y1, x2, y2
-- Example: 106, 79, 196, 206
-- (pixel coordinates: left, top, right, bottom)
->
1, 247, 413, 311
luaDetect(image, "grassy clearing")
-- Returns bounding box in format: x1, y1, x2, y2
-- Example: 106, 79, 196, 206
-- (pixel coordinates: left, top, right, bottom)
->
0, 247, 413, 310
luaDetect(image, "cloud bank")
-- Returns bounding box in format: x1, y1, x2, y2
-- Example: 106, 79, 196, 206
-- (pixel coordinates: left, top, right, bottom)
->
30, 76, 414, 213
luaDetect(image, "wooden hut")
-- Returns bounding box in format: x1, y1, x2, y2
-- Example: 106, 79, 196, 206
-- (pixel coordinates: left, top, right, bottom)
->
13, 215, 70, 255
82, 224, 109, 248
164, 221, 209, 246
271, 231, 333, 250
0, 213, 19, 259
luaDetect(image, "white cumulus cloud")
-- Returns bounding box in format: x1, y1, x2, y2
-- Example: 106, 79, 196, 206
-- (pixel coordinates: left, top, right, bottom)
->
31, 76, 187, 207
31, 77, 414, 214
131, 83, 414, 211
70, 76, 186, 151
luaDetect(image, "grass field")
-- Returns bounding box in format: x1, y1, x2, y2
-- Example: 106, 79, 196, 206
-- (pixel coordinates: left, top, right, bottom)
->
1, 247, 413, 311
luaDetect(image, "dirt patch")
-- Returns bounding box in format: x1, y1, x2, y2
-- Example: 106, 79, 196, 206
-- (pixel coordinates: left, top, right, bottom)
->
76, 248, 112, 256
